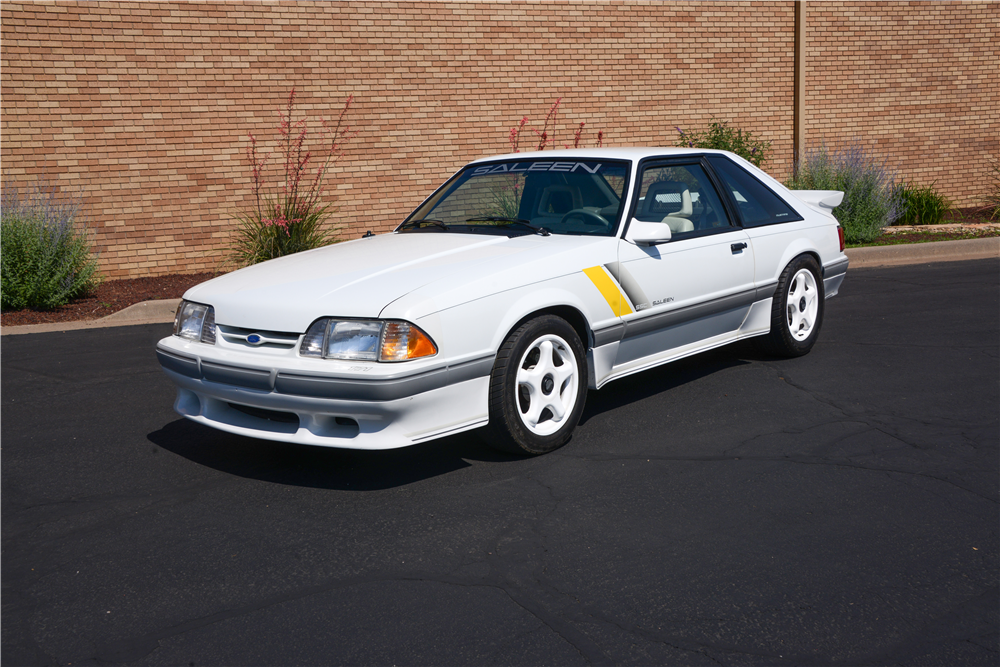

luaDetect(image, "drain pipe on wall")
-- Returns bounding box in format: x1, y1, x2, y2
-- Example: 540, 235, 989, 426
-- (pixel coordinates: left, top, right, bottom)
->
794, 0, 806, 178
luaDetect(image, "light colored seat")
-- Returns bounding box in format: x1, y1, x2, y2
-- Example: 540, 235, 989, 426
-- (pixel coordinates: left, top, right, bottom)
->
643, 180, 693, 219
537, 185, 582, 216
661, 216, 694, 233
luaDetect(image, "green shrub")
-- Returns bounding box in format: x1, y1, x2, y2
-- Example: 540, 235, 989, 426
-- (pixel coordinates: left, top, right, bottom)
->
895, 181, 951, 226
785, 142, 904, 244
1, 181, 102, 310
675, 120, 771, 168
231, 89, 355, 268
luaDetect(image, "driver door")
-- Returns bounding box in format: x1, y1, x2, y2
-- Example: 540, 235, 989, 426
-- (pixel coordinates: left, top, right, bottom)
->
612, 159, 756, 369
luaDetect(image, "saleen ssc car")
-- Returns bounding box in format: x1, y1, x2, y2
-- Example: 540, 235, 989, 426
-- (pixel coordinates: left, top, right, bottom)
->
157, 148, 848, 455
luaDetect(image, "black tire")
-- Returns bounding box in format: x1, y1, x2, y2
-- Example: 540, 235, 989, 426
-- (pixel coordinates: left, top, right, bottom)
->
756, 254, 825, 358
482, 315, 588, 455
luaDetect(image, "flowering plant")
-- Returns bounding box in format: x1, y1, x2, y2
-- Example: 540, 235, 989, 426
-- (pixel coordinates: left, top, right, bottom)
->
785, 141, 905, 244
507, 98, 604, 153
488, 99, 605, 219
1, 179, 102, 310
230, 89, 355, 267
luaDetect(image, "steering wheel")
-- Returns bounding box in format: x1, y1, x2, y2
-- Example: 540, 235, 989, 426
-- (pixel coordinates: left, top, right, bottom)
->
559, 209, 608, 228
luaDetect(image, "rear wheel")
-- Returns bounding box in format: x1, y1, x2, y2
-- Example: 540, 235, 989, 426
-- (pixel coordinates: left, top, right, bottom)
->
756, 254, 825, 358
483, 315, 588, 455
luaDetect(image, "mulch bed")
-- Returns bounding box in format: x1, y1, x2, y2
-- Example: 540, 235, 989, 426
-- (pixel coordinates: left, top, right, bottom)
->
872, 226, 1000, 246
1, 272, 218, 327
939, 206, 996, 224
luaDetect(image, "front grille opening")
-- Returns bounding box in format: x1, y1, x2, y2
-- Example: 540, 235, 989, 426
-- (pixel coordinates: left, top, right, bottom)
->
218, 325, 300, 350
228, 403, 300, 425
335, 417, 359, 428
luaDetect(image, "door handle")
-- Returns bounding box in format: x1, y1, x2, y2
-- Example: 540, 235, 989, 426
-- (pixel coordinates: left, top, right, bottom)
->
731, 242, 748, 254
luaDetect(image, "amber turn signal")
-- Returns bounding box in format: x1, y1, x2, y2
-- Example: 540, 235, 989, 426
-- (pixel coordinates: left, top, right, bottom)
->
380, 321, 438, 361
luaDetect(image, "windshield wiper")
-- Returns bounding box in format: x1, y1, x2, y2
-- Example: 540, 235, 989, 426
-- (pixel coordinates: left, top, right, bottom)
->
399, 218, 448, 231
465, 217, 550, 236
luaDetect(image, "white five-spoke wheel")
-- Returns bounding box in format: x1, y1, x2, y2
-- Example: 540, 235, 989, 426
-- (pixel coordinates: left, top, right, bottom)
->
484, 315, 588, 455
785, 268, 819, 341
757, 254, 825, 358
515, 334, 579, 436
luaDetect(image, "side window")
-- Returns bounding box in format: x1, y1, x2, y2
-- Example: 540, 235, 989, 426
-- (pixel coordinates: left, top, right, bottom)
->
707, 156, 803, 227
634, 163, 732, 236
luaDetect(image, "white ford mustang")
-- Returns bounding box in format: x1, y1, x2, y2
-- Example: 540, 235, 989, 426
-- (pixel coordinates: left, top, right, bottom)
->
157, 148, 848, 455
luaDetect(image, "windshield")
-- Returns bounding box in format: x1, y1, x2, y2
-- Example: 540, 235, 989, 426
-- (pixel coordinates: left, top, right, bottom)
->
400, 158, 630, 236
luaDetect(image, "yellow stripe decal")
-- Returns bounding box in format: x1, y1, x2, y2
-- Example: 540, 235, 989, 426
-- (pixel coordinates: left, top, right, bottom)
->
583, 266, 633, 316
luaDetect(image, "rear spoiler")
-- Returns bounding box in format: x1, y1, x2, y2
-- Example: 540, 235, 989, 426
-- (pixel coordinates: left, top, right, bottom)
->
791, 190, 844, 210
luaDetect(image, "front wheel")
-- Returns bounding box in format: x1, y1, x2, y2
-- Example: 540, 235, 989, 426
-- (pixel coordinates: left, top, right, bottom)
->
483, 315, 588, 455
756, 254, 825, 358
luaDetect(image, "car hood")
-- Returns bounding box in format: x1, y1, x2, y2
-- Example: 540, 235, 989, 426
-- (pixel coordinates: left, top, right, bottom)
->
185, 232, 605, 332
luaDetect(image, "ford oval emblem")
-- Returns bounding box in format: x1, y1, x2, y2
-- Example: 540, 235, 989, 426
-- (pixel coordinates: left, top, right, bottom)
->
246, 334, 263, 345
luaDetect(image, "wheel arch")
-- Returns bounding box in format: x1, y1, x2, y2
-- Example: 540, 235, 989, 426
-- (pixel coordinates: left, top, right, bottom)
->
773, 243, 824, 282
500, 304, 592, 354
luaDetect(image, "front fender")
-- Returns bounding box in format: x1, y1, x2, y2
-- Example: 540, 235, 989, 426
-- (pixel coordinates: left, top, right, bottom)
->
410, 271, 620, 364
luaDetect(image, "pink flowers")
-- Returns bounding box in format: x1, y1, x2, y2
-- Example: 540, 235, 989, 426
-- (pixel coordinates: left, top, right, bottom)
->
261, 214, 302, 232
532, 97, 562, 151
506, 98, 605, 152
509, 116, 528, 153
244, 90, 355, 236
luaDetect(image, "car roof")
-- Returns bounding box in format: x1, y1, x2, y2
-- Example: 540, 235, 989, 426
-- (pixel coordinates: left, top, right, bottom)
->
468, 147, 732, 164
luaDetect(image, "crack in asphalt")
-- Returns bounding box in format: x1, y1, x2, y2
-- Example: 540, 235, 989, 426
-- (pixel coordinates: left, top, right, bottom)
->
570, 451, 997, 506
80, 567, 622, 665
3, 477, 238, 547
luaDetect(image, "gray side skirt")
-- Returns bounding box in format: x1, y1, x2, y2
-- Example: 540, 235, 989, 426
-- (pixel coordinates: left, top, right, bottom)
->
614, 289, 757, 365
591, 288, 758, 360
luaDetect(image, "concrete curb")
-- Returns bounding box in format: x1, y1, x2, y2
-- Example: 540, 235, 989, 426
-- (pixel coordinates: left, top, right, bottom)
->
845, 236, 999, 268
2, 298, 181, 336
2, 237, 998, 336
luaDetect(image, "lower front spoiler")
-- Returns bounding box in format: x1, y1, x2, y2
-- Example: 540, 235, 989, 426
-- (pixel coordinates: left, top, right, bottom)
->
163, 368, 490, 450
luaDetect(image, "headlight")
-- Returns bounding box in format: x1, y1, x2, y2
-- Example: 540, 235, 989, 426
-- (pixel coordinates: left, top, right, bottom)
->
300, 318, 437, 362
173, 300, 217, 344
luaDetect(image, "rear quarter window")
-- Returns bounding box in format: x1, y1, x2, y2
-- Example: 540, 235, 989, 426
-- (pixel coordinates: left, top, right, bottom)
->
707, 156, 803, 228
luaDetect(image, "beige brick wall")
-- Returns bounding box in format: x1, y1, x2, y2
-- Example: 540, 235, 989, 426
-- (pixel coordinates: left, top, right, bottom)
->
1, 1, 994, 279
807, 1, 999, 204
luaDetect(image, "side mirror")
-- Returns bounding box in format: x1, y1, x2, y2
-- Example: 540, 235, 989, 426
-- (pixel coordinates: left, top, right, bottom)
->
626, 218, 672, 246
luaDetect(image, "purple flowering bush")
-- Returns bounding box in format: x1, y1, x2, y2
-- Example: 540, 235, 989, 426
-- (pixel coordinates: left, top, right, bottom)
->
1, 180, 102, 310
675, 121, 770, 168
785, 142, 905, 244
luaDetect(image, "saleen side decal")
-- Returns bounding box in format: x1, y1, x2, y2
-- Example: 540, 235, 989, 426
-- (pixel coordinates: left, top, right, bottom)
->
583, 266, 633, 317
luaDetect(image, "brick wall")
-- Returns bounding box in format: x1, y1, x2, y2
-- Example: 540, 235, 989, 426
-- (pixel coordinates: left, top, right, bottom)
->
1, 1, 995, 280
807, 1, 999, 203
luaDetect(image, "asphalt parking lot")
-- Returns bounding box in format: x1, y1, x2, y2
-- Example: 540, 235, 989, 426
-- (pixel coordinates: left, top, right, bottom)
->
2, 258, 998, 666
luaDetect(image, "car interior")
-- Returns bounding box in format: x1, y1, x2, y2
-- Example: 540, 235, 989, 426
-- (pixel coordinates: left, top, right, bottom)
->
633, 165, 732, 236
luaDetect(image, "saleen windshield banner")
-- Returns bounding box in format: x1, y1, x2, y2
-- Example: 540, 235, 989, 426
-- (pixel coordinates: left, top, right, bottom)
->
472, 161, 606, 175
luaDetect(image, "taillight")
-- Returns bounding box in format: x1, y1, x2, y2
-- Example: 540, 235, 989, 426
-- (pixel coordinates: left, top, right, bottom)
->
837, 226, 845, 252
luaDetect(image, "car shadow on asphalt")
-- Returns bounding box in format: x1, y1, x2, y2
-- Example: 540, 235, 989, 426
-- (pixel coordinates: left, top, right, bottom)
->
578, 341, 755, 425
147, 418, 519, 491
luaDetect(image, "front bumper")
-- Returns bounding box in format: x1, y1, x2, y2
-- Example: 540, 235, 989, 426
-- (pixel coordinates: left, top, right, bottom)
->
156, 338, 494, 449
